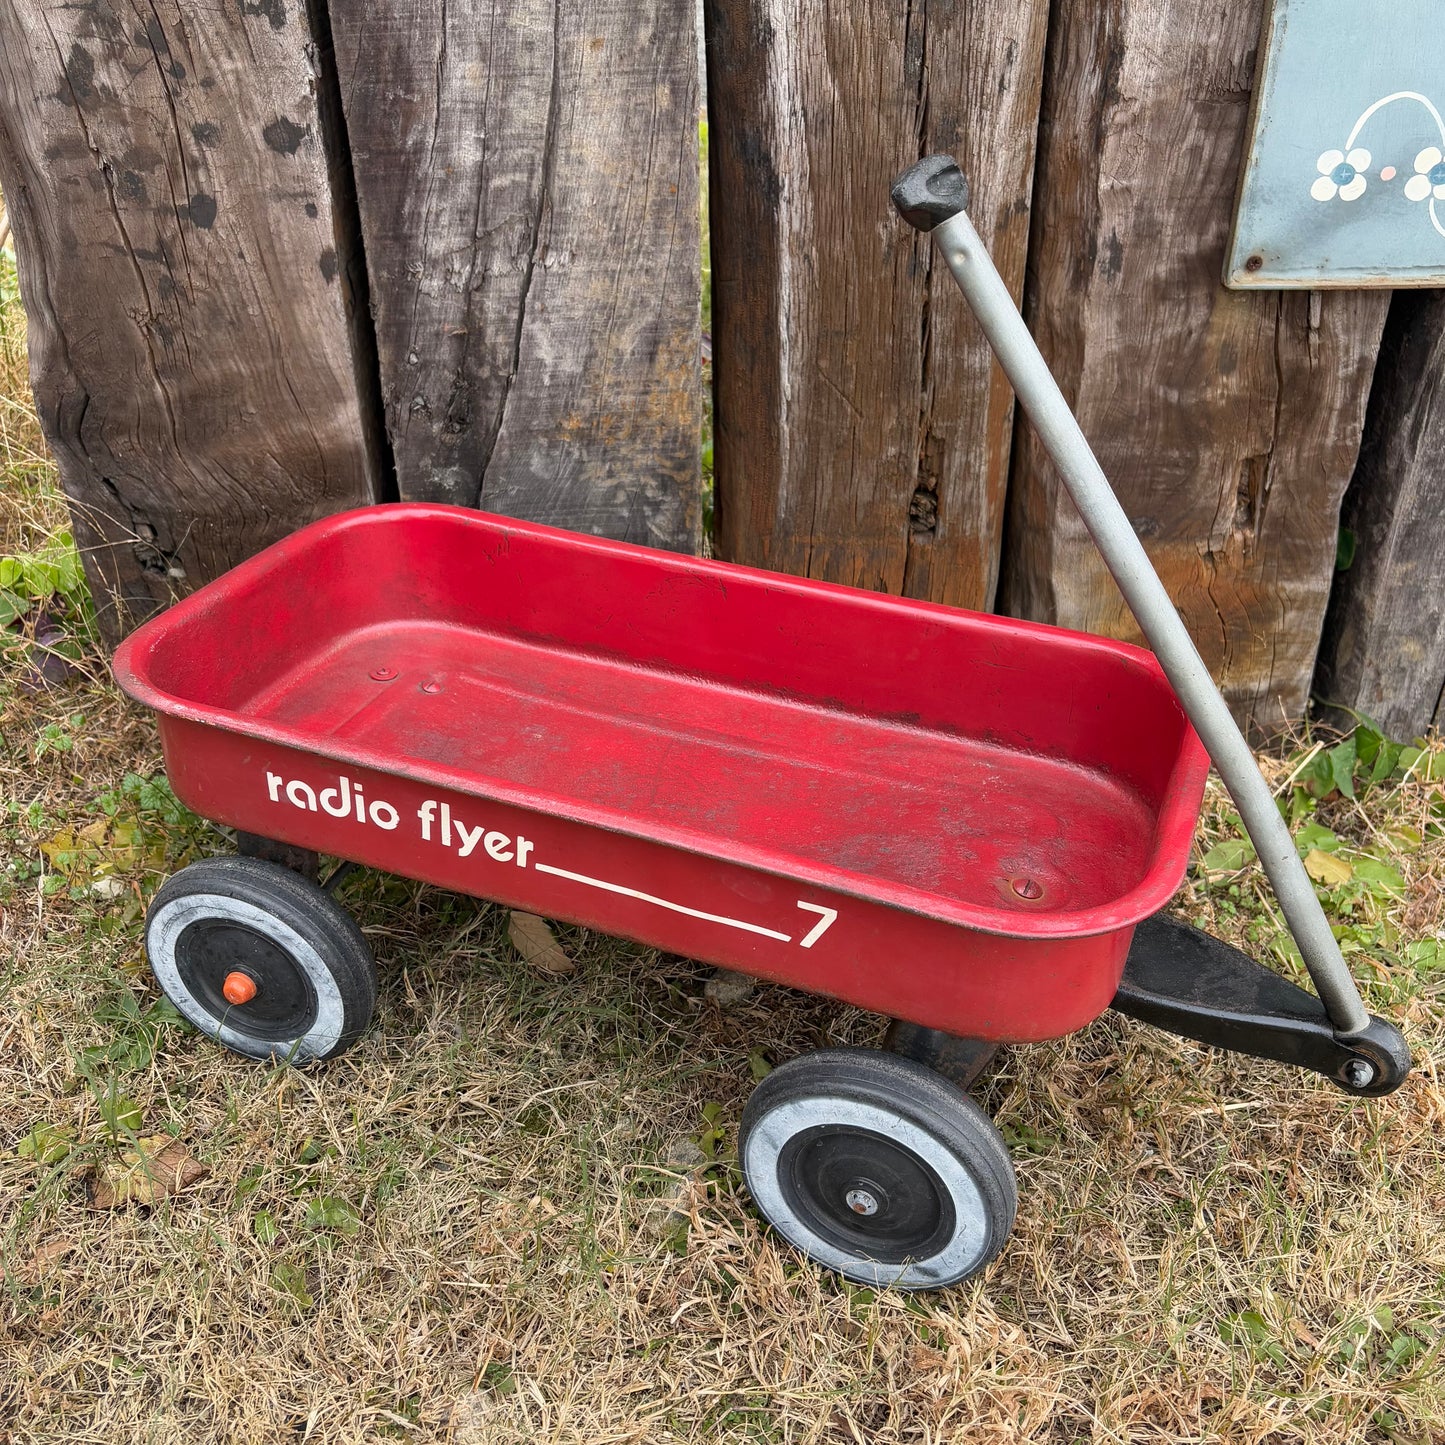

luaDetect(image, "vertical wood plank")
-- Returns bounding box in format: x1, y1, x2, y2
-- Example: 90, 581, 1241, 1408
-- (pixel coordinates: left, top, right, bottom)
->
705, 0, 1049, 610
0, 0, 379, 639
1002, 0, 1390, 737
1315, 290, 1445, 738
331, 0, 701, 552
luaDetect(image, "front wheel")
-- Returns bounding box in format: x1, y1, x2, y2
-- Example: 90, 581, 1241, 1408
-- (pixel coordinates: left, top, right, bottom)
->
144, 856, 377, 1064
739, 1048, 1017, 1289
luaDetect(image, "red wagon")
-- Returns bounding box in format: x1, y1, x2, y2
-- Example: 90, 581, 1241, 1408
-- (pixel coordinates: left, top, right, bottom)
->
111, 158, 1409, 1290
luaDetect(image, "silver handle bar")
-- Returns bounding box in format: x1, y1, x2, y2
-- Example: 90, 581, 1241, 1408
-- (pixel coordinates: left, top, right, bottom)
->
892, 155, 1370, 1037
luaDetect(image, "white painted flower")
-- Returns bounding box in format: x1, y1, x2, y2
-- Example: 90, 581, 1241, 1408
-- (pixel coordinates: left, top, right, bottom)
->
1404, 145, 1445, 202
1310, 147, 1371, 202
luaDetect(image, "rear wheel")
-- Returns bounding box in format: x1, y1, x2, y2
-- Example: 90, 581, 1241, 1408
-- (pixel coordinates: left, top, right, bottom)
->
145, 856, 376, 1064
739, 1048, 1016, 1289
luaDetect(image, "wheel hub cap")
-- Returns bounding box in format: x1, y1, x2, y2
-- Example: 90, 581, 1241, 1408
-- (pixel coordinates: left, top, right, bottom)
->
222, 971, 259, 1006
845, 1185, 880, 1216
174, 918, 318, 1041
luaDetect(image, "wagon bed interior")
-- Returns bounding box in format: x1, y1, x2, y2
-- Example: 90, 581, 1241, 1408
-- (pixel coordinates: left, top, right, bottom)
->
240, 619, 1160, 920
129, 505, 1206, 932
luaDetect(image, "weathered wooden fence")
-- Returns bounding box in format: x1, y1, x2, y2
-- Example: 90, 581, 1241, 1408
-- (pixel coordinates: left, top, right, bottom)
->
1, 0, 1441, 738
1317, 290, 1445, 739
706, 0, 1048, 612
329, 0, 700, 546
0, 0, 381, 626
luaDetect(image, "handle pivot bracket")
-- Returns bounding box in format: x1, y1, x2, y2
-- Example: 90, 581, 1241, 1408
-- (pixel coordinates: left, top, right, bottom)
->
1114, 915, 1410, 1097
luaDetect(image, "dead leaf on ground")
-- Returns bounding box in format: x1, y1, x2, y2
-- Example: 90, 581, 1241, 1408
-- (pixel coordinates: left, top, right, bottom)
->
508, 911, 574, 976
704, 966, 755, 1007
909, 1343, 950, 1373
655, 1137, 709, 1232
0, 1236, 75, 1285
1304, 847, 1353, 887
86, 1135, 207, 1209
38, 829, 76, 868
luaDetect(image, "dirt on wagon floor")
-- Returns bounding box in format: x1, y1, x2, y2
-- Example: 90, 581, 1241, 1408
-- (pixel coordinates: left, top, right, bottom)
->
1, 254, 1444, 1445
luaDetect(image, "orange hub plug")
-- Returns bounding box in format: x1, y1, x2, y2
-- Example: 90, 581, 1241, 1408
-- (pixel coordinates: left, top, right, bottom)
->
222, 971, 258, 1006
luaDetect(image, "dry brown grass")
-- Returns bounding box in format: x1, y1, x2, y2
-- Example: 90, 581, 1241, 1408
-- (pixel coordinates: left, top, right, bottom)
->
2, 251, 1444, 1445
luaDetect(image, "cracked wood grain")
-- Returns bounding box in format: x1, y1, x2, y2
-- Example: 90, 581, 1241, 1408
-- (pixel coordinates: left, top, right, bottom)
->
330, 0, 701, 552
1315, 290, 1445, 738
0, 0, 381, 641
1000, 0, 1389, 737
705, 0, 1048, 610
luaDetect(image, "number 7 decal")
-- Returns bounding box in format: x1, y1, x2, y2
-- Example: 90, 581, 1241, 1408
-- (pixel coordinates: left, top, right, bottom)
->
796, 902, 838, 948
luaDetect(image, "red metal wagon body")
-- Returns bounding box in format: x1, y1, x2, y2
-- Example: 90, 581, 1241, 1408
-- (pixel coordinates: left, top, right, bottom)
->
107, 155, 1409, 1289
114, 502, 1210, 1044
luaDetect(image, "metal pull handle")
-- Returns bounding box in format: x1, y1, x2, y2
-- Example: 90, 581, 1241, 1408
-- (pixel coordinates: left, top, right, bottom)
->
890, 154, 1374, 1040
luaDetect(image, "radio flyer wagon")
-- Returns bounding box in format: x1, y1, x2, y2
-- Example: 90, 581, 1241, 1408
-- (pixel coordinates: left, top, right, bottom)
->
112, 157, 1410, 1291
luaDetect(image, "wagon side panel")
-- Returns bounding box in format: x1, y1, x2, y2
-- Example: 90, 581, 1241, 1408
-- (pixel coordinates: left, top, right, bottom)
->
158, 719, 1130, 1043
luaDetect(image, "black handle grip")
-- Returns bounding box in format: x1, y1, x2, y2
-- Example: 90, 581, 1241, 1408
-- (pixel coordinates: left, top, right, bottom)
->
890, 155, 969, 232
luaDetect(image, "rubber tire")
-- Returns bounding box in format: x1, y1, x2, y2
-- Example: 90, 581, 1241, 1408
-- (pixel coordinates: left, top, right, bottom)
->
144, 856, 376, 1064
739, 1047, 1017, 1290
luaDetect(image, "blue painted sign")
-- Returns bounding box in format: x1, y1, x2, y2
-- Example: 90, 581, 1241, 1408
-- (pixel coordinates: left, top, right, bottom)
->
1226, 0, 1445, 287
